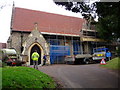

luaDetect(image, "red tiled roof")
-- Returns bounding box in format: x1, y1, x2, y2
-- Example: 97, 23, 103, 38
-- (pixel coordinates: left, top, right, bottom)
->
12, 7, 85, 35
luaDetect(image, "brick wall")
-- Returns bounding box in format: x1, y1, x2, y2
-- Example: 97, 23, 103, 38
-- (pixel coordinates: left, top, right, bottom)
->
0, 43, 6, 49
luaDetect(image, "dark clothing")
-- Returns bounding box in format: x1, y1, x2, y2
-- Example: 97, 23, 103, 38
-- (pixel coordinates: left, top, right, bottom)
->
43, 55, 47, 60
43, 55, 47, 65
33, 60, 38, 69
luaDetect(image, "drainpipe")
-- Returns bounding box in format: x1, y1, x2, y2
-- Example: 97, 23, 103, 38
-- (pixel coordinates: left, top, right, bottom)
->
21, 32, 23, 53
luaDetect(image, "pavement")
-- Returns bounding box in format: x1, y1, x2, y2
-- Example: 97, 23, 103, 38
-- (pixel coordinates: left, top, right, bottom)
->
33, 64, 119, 88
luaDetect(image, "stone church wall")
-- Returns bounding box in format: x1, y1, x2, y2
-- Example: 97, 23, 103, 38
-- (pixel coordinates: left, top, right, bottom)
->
11, 32, 29, 54
11, 32, 21, 54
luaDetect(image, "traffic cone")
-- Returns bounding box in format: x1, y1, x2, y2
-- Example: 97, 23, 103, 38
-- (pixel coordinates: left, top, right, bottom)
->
100, 58, 106, 65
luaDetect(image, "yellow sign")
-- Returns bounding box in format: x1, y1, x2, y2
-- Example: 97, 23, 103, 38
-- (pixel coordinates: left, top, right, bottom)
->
97, 54, 103, 56
81, 37, 105, 42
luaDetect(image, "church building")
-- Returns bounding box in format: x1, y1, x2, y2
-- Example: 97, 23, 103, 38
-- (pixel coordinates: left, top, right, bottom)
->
7, 7, 105, 66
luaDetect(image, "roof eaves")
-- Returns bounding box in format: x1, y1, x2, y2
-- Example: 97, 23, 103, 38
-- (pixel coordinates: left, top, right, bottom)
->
12, 30, 31, 33
41, 32, 80, 37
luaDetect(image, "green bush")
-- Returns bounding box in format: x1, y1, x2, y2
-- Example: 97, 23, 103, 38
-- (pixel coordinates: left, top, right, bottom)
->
2, 62, 7, 67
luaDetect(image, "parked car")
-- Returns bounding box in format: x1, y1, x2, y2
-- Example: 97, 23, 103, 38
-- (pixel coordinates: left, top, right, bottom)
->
0, 49, 26, 66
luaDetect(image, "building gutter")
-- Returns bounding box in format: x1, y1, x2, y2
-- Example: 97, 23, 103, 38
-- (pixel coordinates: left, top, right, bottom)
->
41, 32, 80, 37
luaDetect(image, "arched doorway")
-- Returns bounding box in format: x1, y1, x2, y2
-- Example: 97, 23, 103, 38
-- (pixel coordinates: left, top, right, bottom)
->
30, 44, 41, 65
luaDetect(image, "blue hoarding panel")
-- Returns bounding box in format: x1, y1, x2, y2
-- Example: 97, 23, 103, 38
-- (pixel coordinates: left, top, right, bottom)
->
73, 41, 81, 55
50, 45, 70, 64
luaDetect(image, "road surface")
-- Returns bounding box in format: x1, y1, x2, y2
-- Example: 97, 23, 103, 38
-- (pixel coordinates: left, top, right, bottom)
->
38, 64, 119, 88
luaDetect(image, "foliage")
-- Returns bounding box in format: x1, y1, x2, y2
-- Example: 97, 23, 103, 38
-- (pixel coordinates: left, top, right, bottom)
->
100, 57, 120, 70
53, 1, 120, 41
53, 1, 96, 21
2, 62, 7, 67
0, 3, 7, 11
95, 2, 119, 41
116, 46, 120, 57
2, 66, 56, 88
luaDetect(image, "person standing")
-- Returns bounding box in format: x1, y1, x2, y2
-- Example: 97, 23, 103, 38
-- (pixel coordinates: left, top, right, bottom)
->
43, 54, 47, 65
32, 50, 40, 69
106, 51, 112, 61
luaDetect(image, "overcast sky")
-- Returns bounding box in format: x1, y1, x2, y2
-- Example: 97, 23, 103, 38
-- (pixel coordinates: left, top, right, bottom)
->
0, 0, 98, 43
0, 0, 85, 43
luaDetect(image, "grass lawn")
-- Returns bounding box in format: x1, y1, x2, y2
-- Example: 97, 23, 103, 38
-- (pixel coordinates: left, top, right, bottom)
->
100, 57, 120, 70
0, 68, 2, 89
2, 66, 57, 88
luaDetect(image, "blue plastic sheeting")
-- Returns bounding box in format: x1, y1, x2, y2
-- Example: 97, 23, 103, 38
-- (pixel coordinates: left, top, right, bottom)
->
73, 40, 81, 55
49, 39, 60, 45
93, 48, 108, 53
50, 45, 70, 64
